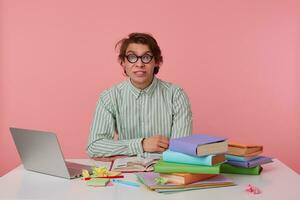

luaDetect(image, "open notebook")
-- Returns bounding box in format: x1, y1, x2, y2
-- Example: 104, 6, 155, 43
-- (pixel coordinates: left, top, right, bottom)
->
111, 155, 160, 172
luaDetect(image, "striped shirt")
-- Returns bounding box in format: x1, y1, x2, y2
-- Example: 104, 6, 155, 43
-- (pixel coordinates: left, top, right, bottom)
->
87, 77, 192, 158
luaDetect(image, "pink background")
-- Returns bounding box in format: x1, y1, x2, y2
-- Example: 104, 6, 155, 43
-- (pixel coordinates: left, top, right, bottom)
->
1, 0, 299, 176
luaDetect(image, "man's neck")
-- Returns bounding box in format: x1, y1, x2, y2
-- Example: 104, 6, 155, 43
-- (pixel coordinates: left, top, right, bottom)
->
130, 77, 154, 90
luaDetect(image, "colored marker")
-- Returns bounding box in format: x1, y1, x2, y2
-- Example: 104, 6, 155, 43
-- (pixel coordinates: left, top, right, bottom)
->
99, 175, 124, 179
112, 179, 140, 187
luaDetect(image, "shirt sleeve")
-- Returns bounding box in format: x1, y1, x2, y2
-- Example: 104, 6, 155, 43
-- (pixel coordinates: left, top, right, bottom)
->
87, 91, 144, 157
171, 87, 193, 138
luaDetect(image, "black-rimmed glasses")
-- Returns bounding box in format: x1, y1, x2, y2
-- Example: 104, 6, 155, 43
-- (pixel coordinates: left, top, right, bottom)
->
125, 54, 154, 64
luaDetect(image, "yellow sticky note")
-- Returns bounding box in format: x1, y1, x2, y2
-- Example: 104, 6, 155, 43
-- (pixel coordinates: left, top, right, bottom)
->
82, 169, 90, 178
92, 166, 109, 176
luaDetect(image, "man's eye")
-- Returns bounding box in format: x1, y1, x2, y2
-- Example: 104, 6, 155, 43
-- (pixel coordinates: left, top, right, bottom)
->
128, 54, 137, 60
143, 55, 150, 59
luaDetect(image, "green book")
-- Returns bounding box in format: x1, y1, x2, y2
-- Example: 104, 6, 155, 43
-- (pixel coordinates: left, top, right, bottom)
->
153, 160, 220, 174
220, 163, 262, 175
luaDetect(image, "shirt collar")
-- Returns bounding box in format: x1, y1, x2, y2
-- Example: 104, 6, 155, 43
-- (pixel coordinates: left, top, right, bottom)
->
127, 77, 158, 99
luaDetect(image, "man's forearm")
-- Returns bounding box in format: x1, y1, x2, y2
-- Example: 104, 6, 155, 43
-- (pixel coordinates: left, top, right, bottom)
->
87, 138, 144, 157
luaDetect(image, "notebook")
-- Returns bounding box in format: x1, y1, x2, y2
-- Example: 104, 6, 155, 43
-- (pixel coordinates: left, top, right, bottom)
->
10, 127, 93, 179
111, 156, 158, 172
136, 172, 235, 192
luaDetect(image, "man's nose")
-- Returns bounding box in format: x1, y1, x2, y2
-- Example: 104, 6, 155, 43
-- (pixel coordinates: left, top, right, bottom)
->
135, 58, 145, 67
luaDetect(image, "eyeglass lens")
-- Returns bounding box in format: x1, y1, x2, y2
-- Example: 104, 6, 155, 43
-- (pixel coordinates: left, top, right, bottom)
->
126, 54, 153, 64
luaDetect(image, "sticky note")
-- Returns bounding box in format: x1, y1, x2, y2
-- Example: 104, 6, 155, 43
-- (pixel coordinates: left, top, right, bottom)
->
86, 178, 110, 187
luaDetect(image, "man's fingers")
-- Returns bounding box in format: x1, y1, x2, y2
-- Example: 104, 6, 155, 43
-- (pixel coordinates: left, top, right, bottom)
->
156, 147, 166, 152
160, 139, 169, 145
158, 141, 169, 149
142, 135, 170, 153
158, 136, 169, 144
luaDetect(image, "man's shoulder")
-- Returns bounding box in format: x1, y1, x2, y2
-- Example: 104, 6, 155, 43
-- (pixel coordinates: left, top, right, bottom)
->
156, 78, 184, 93
98, 80, 128, 101
101, 80, 128, 94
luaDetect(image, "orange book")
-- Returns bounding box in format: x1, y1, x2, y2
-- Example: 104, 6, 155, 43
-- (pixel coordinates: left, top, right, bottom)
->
227, 142, 263, 157
159, 173, 217, 185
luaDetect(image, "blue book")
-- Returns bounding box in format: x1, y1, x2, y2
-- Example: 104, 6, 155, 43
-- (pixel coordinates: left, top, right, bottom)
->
163, 150, 225, 166
169, 134, 227, 156
225, 154, 259, 162
226, 156, 273, 168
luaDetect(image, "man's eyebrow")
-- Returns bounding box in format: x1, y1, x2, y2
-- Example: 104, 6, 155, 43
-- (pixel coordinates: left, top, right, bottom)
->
126, 50, 152, 55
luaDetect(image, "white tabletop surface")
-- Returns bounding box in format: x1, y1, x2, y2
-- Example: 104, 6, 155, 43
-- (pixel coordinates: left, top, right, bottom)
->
0, 159, 299, 200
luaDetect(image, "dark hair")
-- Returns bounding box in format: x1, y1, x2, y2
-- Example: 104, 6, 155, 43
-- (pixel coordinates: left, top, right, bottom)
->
115, 32, 163, 75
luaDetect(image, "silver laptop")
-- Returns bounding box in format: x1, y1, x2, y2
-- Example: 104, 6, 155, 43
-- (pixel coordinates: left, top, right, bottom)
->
10, 127, 93, 179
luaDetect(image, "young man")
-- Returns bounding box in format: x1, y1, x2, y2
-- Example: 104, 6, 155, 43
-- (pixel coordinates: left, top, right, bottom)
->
87, 33, 192, 159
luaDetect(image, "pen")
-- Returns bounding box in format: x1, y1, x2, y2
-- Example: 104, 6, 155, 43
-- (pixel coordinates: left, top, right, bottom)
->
83, 175, 124, 180
112, 179, 140, 187
100, 175, 124, 179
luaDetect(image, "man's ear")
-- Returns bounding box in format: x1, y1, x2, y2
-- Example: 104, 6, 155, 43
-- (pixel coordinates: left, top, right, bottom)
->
154, 66, 160, 74
121, 62, 128, 76
120, 61, 124, 69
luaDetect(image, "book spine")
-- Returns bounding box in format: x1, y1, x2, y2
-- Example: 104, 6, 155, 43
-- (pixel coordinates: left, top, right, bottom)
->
163, 150, 213, 166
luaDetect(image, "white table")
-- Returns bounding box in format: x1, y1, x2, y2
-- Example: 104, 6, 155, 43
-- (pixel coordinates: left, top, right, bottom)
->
0, 159, 299, 200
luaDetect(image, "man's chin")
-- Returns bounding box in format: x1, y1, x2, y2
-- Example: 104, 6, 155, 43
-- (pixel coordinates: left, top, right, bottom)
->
131, 76, 147, 83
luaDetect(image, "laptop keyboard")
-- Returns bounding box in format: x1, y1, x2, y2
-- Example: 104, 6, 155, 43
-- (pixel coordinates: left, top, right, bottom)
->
65, 161, 93, 169
65, 162, 93, 178
68, 168, 82, 178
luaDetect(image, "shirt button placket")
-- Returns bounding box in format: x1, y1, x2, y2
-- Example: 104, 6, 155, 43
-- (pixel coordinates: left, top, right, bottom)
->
140, 92, 144, 127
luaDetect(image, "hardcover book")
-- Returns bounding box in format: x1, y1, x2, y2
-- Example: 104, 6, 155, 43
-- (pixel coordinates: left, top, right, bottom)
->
163, 150, 225, 166
154, 160, 220, 174
169, 134, 227, 156
227, 142, 263, 156
159, 173, 217, 185
226, 156, 273, 168
225, 154, 259, 162
220, 163, 262, 175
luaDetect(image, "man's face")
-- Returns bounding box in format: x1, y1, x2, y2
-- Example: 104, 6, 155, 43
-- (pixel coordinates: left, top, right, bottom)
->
122, 43, 156, 89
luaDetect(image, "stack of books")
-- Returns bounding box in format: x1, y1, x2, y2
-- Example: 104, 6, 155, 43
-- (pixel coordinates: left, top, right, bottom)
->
137, 134, 234, 193
221, 142, 273, 175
